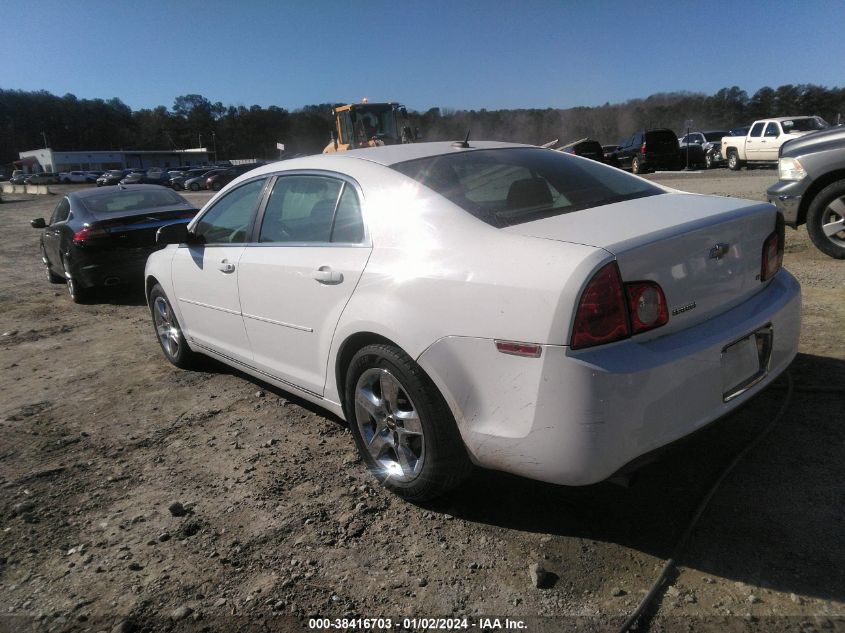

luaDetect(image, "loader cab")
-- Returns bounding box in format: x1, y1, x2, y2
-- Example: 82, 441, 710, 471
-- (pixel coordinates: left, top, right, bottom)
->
325, 102, 419, 153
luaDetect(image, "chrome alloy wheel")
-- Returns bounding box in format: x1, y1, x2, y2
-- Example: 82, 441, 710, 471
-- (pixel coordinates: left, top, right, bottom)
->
153, 296, 181, 359
820, 197, 845, 248
354, 368, 425, 482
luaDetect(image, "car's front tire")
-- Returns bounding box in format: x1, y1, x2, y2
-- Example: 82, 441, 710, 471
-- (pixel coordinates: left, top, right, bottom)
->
149, 284, 198, 368
42, 247, 63, 283
806, 180, 845, 259
189, 182, 200, 191
344, 344, 472, 501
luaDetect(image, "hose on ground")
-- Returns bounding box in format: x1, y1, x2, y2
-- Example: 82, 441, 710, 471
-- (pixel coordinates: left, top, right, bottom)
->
616, 371, 795, 633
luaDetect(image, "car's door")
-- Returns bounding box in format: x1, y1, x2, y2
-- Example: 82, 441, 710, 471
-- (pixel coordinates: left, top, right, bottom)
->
171, 177, 268, 363
760, 122, 781, 161
43, 197, 71, 268
745, 122, 765, 160
237, 173, 371, 396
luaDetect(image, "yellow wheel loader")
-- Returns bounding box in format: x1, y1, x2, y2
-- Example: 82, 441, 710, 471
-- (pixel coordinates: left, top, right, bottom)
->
323, 101, 419, 153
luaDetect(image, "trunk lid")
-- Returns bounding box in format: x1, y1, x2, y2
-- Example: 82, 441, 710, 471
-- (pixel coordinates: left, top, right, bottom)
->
503, 192, 778, 335
91, 208, 198, 248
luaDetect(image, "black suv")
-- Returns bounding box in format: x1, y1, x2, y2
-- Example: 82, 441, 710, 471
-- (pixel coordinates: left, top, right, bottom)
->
612, 129, 681, 174
767, 125, 845, 259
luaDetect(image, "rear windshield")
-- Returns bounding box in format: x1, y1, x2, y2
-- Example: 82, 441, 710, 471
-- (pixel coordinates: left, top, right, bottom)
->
391, 147, 663, 228
81, 189, 187, 215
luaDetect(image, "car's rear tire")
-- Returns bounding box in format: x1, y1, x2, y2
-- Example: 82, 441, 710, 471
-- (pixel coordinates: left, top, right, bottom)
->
42, 247, 63, 283
212, 181, 222, 191
727, 151, 743, 171
344, 344, 473, 501
631, 156, 643, 175
149, 284, 198, 368
806, 180, 845, 259
61, 257, 89, 304
189, 182, 200, 191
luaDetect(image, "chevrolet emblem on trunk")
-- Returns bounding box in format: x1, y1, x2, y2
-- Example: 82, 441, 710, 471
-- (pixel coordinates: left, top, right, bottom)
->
709, 243, 730, 259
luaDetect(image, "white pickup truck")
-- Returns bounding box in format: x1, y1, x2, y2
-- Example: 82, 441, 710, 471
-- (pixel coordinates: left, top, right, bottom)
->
721, 116, 829, 170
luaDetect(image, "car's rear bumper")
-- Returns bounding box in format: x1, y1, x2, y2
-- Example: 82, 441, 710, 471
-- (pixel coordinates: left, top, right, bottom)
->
70, 248, 158, 288
417, 270, 801, 486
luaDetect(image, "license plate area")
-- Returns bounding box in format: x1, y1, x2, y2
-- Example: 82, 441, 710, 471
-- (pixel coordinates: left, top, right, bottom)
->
721, 324, 773, 402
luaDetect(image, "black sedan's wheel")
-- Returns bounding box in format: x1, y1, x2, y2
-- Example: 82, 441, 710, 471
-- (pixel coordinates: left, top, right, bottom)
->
189, 182, 200, 191
806, 180, 845, 259
42, 248, 63, 283
704, 153, 713, 169
344, 344, 472, 500
211, 181, 222, 191
149, 284, 198, 368
62, 257, 89, 304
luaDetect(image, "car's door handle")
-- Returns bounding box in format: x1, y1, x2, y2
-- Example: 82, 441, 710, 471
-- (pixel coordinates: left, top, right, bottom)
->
218, 259, 235, 273
313, 266, 343, 284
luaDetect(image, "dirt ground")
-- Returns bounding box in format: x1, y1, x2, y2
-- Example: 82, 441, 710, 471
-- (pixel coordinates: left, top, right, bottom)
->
1, 169, 843, 633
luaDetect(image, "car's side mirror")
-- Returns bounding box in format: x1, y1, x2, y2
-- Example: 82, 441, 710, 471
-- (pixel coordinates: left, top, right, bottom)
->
156, 222, 198, 245
31, 218, 47, 229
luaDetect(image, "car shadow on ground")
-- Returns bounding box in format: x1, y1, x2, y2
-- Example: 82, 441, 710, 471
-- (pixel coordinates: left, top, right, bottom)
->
424, 353, 845, 605
75, 283, 149, 307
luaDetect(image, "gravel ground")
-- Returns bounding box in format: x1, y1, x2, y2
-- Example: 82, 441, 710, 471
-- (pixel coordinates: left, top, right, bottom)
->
0, 171, 843, 633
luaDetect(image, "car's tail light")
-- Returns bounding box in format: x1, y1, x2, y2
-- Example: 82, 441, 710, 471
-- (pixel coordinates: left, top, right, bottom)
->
640, 142, 647, 154
761, 233, 783, 281
626, 282, 669, 334
572, 262, 671, 349
72, 225, 108, 244
571, 262, 630, 349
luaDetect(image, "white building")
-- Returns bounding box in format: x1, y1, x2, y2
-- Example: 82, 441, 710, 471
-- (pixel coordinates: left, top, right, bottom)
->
16, 148, 211, 173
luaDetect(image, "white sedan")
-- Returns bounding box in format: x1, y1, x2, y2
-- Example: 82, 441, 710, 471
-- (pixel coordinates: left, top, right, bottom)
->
145, 141, 801, 500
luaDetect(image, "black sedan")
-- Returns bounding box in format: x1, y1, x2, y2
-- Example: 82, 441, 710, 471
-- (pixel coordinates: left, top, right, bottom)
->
31, 185, 198, 302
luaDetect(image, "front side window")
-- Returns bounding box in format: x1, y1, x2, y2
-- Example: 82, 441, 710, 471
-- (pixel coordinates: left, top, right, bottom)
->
749, 122, 765, 137
194, 178, 266, 244
392, 147, 663, 228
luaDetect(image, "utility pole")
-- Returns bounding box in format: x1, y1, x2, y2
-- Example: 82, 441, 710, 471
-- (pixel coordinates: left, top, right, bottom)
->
41, 130, 48, 148
198, 133, 203, 150
212, 131, 217, 164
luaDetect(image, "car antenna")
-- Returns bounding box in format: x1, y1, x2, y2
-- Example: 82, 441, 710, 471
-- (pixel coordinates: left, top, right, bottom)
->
452, 130, 471, 149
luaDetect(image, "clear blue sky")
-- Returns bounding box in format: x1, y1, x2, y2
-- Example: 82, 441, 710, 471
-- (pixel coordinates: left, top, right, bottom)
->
3, 0, 843, 113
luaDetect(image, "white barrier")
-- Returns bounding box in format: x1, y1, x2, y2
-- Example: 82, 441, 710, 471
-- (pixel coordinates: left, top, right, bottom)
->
1, 183, 52, 195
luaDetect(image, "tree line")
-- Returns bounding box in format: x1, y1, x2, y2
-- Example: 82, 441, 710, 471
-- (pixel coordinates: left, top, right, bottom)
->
1, 84, 843, 167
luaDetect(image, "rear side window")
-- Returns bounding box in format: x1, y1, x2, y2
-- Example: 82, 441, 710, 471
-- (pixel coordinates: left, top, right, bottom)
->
50, 198, 71, 224
194, 178, 266, 244
750, 122, 765, 137
259, 176, 342, 243
391, 147, 663, 228
764, 123, 780, 137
